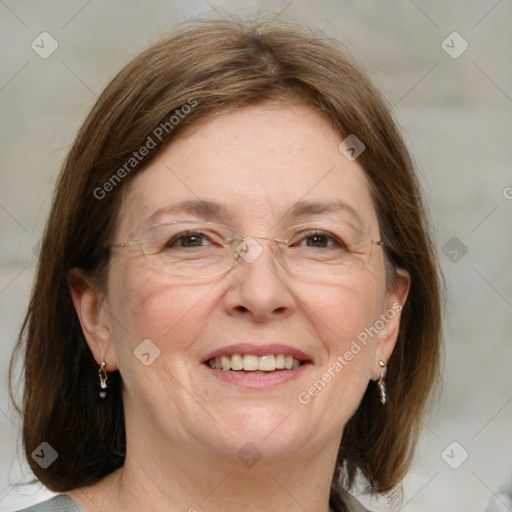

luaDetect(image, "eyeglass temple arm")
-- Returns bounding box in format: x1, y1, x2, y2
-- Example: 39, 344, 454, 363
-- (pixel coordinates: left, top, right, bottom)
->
106, 240, 142, 249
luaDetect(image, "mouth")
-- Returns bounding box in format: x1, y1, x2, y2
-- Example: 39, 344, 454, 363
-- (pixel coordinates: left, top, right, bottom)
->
205, 353, 305, 372
201, 343, 313, 385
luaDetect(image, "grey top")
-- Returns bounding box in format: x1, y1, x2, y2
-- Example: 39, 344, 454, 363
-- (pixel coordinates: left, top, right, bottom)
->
16, 495, 84, 512
17, 490, 371, 512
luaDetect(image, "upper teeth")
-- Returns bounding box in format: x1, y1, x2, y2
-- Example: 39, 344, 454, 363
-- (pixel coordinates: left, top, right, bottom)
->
207, 354, 302, 372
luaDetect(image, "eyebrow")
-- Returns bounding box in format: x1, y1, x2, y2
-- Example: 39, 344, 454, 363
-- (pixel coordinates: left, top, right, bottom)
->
144, 199, 365, 228
144, 200, 227, 227
288, 200, 365, 226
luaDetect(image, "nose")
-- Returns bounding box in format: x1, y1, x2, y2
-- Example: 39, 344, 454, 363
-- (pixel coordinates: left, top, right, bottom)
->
222, 237, 296, 322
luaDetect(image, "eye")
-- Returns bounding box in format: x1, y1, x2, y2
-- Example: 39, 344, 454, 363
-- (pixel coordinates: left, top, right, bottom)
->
166, 231, 216, 249
294, 231, 347, 249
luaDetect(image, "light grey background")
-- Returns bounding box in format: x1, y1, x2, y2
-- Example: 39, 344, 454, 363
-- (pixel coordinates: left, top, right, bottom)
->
1, 1, 511, 511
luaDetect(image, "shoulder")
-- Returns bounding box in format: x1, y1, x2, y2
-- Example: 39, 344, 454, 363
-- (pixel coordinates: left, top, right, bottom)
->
15, 495, 84, 512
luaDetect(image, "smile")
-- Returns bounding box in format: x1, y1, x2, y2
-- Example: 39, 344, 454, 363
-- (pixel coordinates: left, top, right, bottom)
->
206, 354, 303, 372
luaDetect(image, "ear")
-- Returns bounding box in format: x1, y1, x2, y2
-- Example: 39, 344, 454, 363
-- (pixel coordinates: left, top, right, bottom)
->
372, 268, 410, 377
67, 268, 117, 371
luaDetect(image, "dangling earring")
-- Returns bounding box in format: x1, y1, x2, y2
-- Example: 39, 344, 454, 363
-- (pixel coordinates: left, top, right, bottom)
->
377, 360, 387, 405
98, 361, 108, 399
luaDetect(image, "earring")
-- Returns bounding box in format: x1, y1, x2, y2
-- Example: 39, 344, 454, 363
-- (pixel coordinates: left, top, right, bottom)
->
377, 360, 387, 405
98, 361, 108, 399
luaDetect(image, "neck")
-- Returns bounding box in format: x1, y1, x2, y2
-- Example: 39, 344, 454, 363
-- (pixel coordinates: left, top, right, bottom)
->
71, 432, 341, 512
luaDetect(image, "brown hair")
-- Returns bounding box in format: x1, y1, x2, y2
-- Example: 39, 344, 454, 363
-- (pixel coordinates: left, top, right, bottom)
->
10, 16, 442, 498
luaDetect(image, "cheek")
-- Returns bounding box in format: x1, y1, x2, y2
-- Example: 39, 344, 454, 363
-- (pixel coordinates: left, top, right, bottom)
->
296, 270, 386, 409
106, 262, 214, 369
304, 272, 385, 353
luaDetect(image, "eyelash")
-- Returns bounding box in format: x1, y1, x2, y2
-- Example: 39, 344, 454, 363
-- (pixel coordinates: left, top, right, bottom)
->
291, 231, 346, 249
167, 230, 346, 249
167, 231, 220, 248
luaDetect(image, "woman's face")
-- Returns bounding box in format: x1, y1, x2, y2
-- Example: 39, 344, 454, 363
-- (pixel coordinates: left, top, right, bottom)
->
95, 103, 408, 464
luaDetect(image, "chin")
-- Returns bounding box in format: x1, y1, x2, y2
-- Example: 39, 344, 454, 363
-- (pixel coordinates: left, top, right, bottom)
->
213, 405, 316, 460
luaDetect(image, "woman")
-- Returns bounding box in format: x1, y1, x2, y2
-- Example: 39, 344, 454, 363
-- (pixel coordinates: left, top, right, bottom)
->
10, 17, 442, 512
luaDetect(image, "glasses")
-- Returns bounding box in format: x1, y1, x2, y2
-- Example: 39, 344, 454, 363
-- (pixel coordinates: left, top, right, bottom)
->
107, 220, 384, 279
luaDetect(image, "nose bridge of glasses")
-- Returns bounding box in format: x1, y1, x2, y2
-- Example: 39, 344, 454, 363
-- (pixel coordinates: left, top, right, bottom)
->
232, 234, 287, 265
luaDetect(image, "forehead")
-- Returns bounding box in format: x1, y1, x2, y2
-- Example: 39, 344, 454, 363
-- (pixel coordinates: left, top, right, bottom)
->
116, 103, 379, 236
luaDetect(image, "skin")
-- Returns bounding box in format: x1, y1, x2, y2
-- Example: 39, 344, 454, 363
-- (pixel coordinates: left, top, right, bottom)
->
69, 103, 409, 512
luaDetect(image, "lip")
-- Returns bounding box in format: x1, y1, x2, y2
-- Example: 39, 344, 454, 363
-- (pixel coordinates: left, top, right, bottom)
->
201, 343, 313, 364
202, 361, 312, 389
